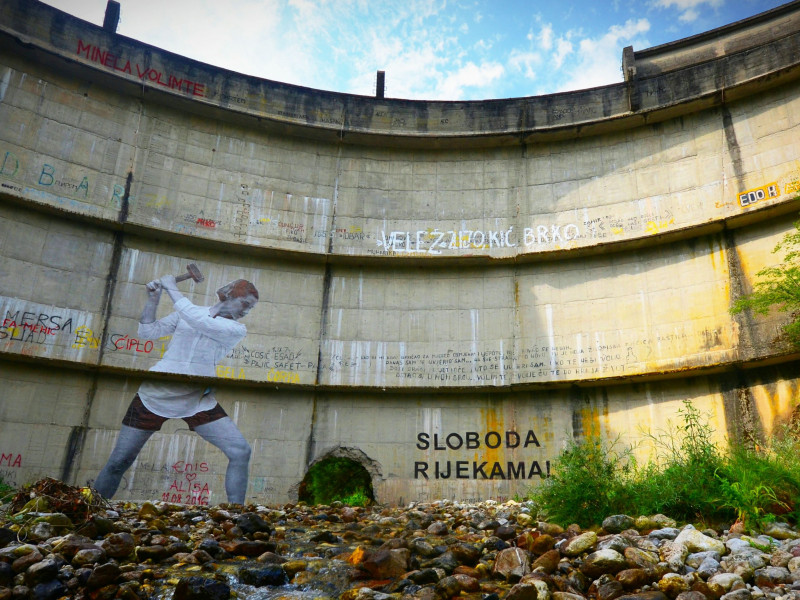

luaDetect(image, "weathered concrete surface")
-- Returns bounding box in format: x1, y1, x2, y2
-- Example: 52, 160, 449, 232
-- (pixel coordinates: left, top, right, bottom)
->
0, 0, 800, 504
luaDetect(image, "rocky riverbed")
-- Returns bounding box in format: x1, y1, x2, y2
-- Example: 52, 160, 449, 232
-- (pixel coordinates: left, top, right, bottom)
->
3, 485, 800, 600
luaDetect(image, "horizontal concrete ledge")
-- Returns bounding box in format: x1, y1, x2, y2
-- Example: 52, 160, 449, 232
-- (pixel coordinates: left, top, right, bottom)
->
2, 346, 798, 395
2, 0, 800, 149
3, 181, 800, 269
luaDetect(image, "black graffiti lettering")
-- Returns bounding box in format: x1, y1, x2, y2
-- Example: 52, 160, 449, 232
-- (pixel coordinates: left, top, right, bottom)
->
507, 462, 525, 479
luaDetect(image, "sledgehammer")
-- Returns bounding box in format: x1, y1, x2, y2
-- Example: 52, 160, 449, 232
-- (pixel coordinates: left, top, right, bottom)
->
174, 263, 204, 284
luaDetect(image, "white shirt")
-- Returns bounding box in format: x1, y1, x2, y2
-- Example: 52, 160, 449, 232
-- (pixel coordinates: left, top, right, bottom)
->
136, 297, 246, 418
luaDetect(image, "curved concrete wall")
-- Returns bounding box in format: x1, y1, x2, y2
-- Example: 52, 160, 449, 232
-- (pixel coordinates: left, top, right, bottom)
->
1, 0, 800, 504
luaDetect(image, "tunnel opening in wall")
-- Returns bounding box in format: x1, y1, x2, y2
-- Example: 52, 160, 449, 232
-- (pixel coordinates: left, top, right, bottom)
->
298, 447, 381, 506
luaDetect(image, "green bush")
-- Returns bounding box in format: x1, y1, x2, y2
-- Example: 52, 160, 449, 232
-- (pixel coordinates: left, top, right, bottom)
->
528, 436, 634, 528
0, 475, 15, 503
299, 457, 374, 506
715, 441, 800, 529
528, 400, 800, 530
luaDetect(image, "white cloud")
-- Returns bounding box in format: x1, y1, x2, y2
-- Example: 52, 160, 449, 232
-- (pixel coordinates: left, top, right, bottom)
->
553, 38, 574, 69
439, 61, 504, 100
651, 0, 724, 23
509, 50, 542, 81
556, 18, 651, 92
539, 24, 554, 51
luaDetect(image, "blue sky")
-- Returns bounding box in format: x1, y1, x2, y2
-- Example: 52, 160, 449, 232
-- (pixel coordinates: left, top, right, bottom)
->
45, 0, 788, 100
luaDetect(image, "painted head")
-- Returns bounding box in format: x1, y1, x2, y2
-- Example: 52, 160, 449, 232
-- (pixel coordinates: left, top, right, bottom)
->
213, 279, 259, 319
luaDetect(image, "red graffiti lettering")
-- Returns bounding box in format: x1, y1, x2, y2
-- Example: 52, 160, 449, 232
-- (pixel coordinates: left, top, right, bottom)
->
171, 461, 209, 474
77, 40, 206, 97
0, 453, 22, 467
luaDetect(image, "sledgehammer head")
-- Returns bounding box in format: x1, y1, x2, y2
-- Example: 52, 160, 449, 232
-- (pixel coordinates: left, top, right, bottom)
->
175, 263, 204, 283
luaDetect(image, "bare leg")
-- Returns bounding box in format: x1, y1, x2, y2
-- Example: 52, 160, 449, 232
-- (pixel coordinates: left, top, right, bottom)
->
94, 425, 154, 499
193, 417, 252, 504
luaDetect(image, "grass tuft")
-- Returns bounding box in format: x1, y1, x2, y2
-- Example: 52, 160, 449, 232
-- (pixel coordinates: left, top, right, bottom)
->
527, 400, 800, 531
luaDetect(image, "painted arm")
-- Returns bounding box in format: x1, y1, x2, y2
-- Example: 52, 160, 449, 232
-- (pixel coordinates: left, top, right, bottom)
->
139, 280, 163, 324
159, 275, 245, 345
138, 278, 180, 339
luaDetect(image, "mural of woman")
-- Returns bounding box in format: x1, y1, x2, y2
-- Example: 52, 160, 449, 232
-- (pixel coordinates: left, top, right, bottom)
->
94, 273, 259, 504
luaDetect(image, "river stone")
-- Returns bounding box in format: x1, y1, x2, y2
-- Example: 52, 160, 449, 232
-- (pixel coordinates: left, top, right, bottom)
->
31, 579, 66, 600
674, 592, 708, 600
636, 515, 677, 531
762, 522, 799, 540
135, 545, 169, 561
434, 575, 462, 598
408, 569, 440, 585
593, 574, 625, 600
361, 548, 409, 579
533, 550, 561, 573
100, 533, 135, 559
87, 562, 121, 589
604, 516, 636, 534
625, 547, 660, 569
494, 548, 531, 581
553, 593, 586, 600
452, 573, 479, 592
674, 528, 726, 555
218, 539, 270, 557
491, 525, 514, 541
769, 549, 792, 568
238, 566, 288, 587
450, 542, 480, 566
618, 569, 659, 589
719, 590, 752, 600
12, 548, 43, 573
788, 556, 800, 573
723, 547, 768, 570
581, 549, 627, 578
563, 532, 597, 557
753, 566, 791, 587
137, 502, 160, 519
235, 513, 270, 535
24, 559, 58, 586
427, 521, 448, 536
707, 573, 746, 596
532, 534, 557, 556
650, 528, 680, 541
658, 573, 690, 597
72, 547, 106, 567
310, 530, 339, 544
506, 579, 550, 600
33, 513, 73, 533
25, 522, 54, 542
173, 576, 230, 600
436, 550, 466, 572
0, 562, 13, 586
686, 551, 721, 569
0, 528, 14, 547
409, 539, 439, 557
697, 556, 721, 579
618, 592, 669, 600
659, 541, 689, 572
538, 522, 565, 536
725, 539, 751, 553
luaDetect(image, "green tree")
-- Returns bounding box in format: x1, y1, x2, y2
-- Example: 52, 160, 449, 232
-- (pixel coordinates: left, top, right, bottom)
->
730, 219, 800, 346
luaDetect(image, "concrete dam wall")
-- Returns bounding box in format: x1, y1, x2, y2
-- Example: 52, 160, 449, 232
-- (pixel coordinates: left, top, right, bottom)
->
1, 0, 800, 505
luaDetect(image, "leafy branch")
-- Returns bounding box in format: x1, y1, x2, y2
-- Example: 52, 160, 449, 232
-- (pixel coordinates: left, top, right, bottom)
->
730, 219, 800, 346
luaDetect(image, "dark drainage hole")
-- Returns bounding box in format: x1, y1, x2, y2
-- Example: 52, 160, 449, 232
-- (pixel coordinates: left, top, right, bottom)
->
298, 457, 375, 506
